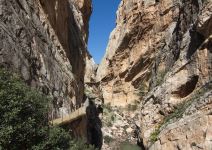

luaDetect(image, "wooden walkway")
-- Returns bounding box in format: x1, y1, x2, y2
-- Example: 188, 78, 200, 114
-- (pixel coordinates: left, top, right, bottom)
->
51, 106, 87, 126
51, 99, 90, 126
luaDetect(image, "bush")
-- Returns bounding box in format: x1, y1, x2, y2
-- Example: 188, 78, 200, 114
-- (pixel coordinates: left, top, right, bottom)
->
0, 68, 96, 150
32, 127, 71, 150
69, 139, 96, 150
150, 125, 161, 143
0, 69, 51, 149
102, 103, 115, 127
104, 135, 114, 144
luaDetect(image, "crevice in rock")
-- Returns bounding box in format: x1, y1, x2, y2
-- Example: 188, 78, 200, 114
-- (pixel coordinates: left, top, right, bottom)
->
16, 0, 26, 13
171, 75, 199, 98
186, 28, 205, 59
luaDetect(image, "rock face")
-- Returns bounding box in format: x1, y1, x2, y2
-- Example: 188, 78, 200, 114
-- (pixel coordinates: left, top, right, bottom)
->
85, 51, 97, 83
97, 0, 212, 149
101, 104, 141, 150
97, 0, 159, 106
0, 0, 92, 122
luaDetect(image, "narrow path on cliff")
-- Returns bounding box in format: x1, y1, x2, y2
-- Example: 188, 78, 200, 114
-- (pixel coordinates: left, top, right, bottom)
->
88, 0, 120, 64
51, 106, 87, 126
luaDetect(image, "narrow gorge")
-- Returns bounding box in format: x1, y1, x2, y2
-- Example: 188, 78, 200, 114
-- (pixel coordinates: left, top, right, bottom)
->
0, 0, 211, 150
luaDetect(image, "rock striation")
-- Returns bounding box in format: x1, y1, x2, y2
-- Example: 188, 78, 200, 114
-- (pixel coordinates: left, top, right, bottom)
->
97, 0, 212, 149
0, 0, 92, 122
97, 0, 160, 106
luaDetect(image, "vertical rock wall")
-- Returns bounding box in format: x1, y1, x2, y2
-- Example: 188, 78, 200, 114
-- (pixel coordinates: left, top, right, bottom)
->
97, 0, 212, 149
0, 0, 92, 120
97, 0, 165, 106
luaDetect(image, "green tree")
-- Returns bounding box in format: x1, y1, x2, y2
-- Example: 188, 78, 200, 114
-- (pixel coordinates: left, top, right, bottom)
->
0, 68, 96, 150
32, 127, 71, 150
0, 69, 96, 150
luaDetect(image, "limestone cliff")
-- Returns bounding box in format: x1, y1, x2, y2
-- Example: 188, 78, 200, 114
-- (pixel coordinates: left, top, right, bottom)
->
97, 0, 157, 106
97, 0, 212, 149
0, 0, 91, 120
85, 51, 97, 83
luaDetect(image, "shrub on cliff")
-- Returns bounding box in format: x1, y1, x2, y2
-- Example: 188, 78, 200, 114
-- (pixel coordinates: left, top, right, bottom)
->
0, 69, 96, 150
0, 68, 71, 149
31, 127, 71, 150
69, 139, 96, 150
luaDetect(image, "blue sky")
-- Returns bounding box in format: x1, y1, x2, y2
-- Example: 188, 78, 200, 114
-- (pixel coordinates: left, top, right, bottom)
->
88, 0, 121, 64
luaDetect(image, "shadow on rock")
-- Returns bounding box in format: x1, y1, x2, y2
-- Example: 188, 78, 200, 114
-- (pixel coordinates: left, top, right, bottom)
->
86, 99, 103, 149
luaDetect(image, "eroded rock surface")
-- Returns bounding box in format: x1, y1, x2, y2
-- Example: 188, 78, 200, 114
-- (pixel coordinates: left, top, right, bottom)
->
97, 0, 212, 149
0, 0, 92, 129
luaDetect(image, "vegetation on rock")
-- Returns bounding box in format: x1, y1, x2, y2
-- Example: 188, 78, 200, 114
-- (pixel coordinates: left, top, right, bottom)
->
156, 70, 167, 87
102, 103, 116, 127
104, 135, 114, 144
150, 125, 161, 143
69, 139, 97, 150
0, 68, 95, 150
150, 82, 212, 144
